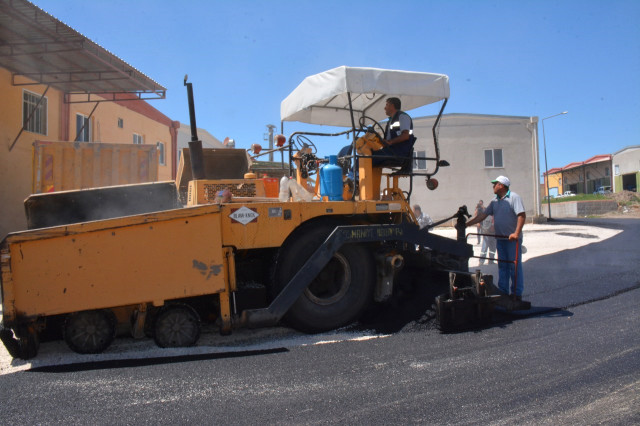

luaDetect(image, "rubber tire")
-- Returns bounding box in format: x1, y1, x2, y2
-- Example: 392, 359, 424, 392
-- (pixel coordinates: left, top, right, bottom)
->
18, 330, 40, 360
0, 327, 39, 360
274, 225, 375, 333
153, 304, 201, 348
64, 309, 116, 354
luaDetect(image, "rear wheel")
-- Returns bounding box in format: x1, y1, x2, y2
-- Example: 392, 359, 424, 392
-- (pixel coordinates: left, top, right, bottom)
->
153, 304, 201, 348
274, 224, 375, 332
64, 310, 116, 354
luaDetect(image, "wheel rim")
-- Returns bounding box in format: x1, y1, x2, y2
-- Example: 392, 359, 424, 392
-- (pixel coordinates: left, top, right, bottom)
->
65, 310, 114, 354
305, 252, 351, 305
154, 306, 199, 348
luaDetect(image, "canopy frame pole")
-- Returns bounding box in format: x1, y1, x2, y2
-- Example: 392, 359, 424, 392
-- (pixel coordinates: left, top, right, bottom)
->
429, 98, 448, 176
347, 92, 359, 199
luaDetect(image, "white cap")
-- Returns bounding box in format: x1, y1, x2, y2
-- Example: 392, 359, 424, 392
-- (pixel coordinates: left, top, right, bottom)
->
491, 175, 510, 187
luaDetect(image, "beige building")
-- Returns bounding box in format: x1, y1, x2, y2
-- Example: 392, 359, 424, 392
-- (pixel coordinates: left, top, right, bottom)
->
612, 145, 639, 192
0, 0, 177, 236
408, 113, 540, 221
176, 123, 225, 164
559, 155, 612, 194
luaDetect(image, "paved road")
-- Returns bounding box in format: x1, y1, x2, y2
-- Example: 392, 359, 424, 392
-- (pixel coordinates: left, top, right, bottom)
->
1, 219, 638, 424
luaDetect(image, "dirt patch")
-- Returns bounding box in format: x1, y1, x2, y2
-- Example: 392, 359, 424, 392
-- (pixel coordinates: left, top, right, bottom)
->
598, 191, 640, 218
609, 190, 640, 203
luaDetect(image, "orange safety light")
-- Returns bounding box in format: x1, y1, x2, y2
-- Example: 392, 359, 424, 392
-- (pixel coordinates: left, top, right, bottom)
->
275, 134, 287, 147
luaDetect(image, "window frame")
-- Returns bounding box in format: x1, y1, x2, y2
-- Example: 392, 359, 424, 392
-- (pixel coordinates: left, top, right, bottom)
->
157, 141, 166, 165
133, 133, 144, 145
75, 113, 92, 142
413, 150, 427, 170
22, 89, 48, 135
484, 148, 504, 168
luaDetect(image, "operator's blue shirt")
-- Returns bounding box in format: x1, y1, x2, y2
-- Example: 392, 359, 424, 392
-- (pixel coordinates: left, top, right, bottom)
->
484, 190, 525, 238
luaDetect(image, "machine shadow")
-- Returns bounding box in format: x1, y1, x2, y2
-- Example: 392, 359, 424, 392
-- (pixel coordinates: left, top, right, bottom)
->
27, 347, 289, 374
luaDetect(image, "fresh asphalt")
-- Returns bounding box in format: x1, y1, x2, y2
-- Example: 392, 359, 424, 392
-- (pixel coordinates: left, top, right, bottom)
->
0, 218, 638, 424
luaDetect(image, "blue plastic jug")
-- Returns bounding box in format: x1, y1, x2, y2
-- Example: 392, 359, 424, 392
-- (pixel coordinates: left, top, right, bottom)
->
320, 155, 343, 201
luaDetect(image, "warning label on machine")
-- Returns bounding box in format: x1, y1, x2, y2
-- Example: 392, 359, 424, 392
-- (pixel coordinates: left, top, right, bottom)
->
229, 206, 259, 225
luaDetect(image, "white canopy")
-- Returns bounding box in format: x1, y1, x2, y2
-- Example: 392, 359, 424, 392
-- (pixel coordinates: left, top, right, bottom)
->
280, 66, 450, 127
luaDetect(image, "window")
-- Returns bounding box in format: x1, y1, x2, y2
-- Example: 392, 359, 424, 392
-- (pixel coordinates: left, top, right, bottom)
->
605, 167, 610, 177
118, 118, 124, 128
75, 114, 91, 142
157, 142, 166, 165
614, 165, 620, 175
133, 133, 144, 145
23, 90, 48, 135
413, 150, 426, 170
484, 149, 503, 168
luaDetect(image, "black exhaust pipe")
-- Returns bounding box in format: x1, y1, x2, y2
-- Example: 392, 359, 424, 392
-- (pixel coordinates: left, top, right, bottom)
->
184, 75, 205, 180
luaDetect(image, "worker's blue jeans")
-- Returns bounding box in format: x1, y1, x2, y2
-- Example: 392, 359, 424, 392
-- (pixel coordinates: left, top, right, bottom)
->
496, 239, 524, 296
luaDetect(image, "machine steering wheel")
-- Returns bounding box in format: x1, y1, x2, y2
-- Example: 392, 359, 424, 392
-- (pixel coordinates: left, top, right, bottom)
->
358, 115, 386, 145
291, 134, 318, 154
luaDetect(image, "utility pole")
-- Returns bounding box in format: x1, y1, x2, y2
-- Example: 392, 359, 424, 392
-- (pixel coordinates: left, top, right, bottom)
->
265, 124, 276, 162
542, 111, 568, 221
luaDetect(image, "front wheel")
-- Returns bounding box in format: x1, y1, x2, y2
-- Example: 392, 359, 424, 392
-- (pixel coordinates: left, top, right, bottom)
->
273, 225, 375, 333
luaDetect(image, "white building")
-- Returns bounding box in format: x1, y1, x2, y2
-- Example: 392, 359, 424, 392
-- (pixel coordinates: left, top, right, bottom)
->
612, 145, 640, 192
176, 123, 225, 163
408, 113, 540, 222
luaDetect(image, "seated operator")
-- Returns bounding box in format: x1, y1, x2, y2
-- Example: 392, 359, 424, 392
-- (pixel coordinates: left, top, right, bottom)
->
338, 98, 416, 175
372, 97, 415, 167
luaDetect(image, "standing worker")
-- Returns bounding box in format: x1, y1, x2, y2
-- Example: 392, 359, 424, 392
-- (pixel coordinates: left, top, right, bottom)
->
413, 204, 433, 229
473, 200, 484, 244
465, 176, 526, 300
479, 215, 496, 265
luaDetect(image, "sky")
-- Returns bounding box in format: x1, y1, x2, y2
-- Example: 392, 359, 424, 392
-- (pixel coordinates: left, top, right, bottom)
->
34, 0, 640, 172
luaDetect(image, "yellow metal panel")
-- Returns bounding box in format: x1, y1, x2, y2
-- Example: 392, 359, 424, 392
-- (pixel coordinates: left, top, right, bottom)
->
8, 210, 225, 318
358, 158, 382, 201
31, 141, 159, 194
219, 200, 409, 249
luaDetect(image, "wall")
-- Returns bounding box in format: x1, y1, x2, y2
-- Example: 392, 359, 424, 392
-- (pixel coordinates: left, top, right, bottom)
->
406, 114, 538, 221
544, 172, 562, 197
562, 161, 611, 194
541, 200, 618, 218
176, 123, 224, 166
612, 146, 640, 192
0, 66, 176, 237
67, 97, 177, 181
0, 68, 65, 237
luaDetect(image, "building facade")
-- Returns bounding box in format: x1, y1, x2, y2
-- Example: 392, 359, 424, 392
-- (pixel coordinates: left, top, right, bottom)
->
543, 167, 563, 198
612, 145, 640, 192
176, 123, 225, 164
559, 155, 612, 195
0, 0, 176, 236
407, 113, 540, 221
